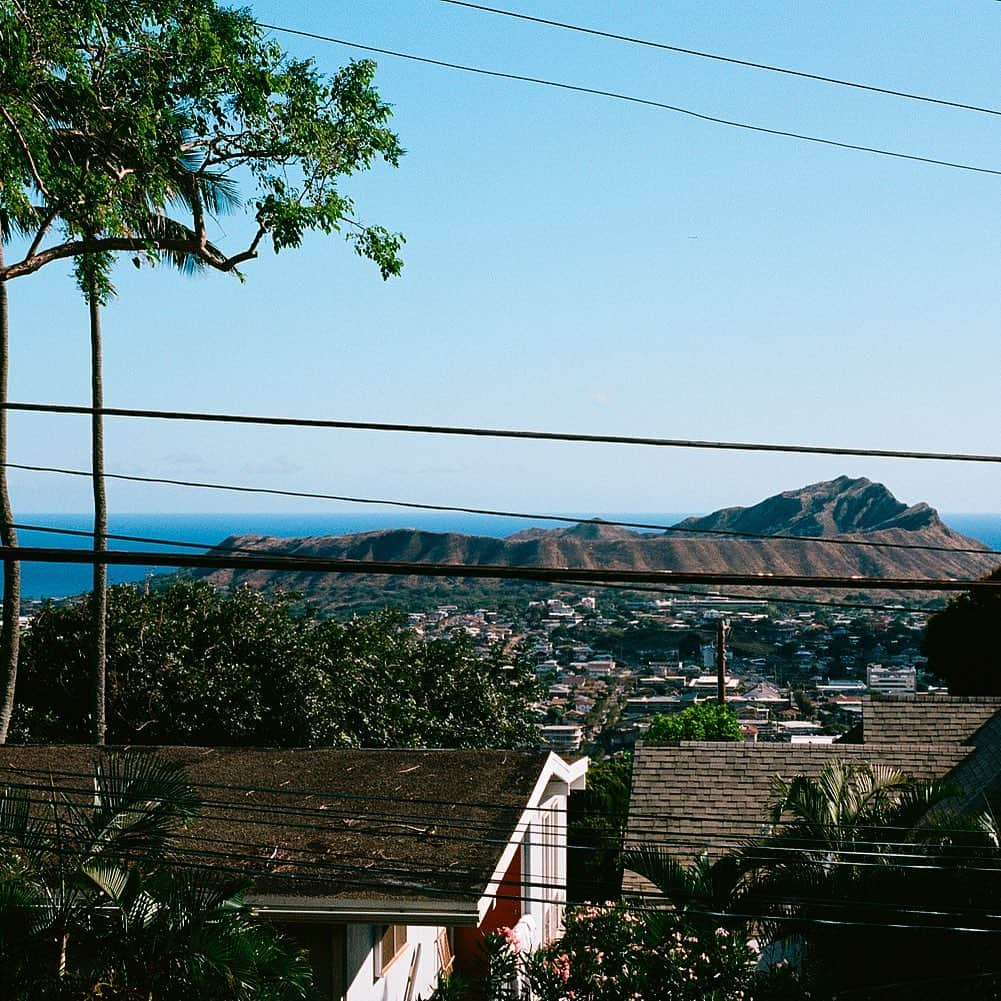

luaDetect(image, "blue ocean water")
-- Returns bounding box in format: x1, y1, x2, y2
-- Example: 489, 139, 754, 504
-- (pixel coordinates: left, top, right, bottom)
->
10, 511, 690, 601
8, 511, 1001, 602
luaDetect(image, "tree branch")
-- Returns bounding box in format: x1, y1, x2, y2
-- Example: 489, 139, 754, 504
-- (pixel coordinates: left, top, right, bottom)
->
219, 223, 269, 270
25, 207, 61, 261
0, 107, 51, 199
0, 230, 269, 282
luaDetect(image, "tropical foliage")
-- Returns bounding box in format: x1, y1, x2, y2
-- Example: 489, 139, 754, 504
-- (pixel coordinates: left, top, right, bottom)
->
14, 580, 541, 748
922, 566, 1001, 694
451, 760, 1001, 1001
736, 760, 1001, 998
568, 754, 632, 902
428, 909, 808, 1001
0, 0, 405, 744
645, 702, 744, 743
0, 752, 314, 1000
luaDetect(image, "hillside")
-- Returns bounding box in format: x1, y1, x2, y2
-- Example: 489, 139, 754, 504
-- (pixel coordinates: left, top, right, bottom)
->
188, 478, 998, 610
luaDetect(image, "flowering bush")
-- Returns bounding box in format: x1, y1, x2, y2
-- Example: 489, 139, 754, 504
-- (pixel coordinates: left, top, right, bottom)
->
518, 903, 762, 1001
427, 906, 811, 1001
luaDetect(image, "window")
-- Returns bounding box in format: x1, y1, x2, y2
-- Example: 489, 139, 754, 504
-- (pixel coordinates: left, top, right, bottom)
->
435, 928, 454, 976
376, 924, 408, 977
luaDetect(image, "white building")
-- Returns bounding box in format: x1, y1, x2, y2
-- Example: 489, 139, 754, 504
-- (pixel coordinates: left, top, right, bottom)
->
541, 724, 585, 753
867, 663, 917, 695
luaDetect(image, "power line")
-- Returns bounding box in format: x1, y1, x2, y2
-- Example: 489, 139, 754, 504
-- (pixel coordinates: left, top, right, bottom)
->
9, 765, 1000, 843
3, 807, 1001, 933
1, 543, 997, 591
14, 520, 943, 612
9, 521, 950, 613
8, 400, 1001, 463
254, 20, 1001, 177
5, 780, 1001, 920
14, 520, 942, 613
9, 463, 999, 560
580, 579, 939, 614
10, 774, 1001, 884
439, 0, 1001, 118
6, 817, 1001, 929
13, 833, 1001, 933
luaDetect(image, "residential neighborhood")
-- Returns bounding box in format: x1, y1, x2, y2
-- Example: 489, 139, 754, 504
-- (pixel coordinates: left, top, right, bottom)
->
403, 589, 937, 755
1, 0, 998, 997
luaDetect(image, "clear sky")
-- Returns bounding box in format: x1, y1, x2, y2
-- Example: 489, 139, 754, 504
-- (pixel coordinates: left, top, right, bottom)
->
6, 1, 1000, 518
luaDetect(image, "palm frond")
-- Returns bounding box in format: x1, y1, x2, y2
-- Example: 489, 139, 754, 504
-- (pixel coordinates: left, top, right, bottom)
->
87, 752, 198, 860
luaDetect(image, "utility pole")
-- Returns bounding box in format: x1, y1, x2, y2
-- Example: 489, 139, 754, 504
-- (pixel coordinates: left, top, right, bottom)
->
716, 617, 730, 704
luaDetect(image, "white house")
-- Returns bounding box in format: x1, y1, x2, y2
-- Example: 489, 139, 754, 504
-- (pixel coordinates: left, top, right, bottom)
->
0, 746, 587, 1001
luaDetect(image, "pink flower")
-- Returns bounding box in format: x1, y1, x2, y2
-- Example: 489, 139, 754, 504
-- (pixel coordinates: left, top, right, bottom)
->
552, 952, 572, 983
497, 926, 521, 953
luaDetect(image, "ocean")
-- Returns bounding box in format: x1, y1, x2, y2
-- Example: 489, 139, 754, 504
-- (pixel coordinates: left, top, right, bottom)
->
8, 511, 1001, 602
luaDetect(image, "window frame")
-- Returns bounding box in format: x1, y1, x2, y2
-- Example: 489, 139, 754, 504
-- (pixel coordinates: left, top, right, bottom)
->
375, 924, 408, 978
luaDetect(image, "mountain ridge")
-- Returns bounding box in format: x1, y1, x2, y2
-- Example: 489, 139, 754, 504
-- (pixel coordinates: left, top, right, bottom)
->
190, 478, 998, 608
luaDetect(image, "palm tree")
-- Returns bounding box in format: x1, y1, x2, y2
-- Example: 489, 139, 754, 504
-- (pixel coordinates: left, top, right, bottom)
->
0, 235, 21, 744
622, 846, 746, 922
738, 760, 1001, 998
78, 181, 236, 745
0, 751, 315, 999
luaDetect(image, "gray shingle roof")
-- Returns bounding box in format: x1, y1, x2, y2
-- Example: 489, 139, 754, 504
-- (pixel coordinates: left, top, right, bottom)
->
624, 696, 1001, 897
863, 694, 1001, 745
0, 745, 553, 904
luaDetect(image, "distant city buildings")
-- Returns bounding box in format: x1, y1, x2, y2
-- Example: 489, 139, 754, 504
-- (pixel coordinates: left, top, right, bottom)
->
399, 588, 934, 753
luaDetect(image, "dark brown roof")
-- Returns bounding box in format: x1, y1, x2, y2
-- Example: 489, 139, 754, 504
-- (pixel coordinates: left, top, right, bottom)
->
623, 741, 973, 894
0, 745, 553, 906
863, 694, 1001, 745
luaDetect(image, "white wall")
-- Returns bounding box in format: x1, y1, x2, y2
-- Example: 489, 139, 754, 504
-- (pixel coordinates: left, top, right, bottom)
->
344, 924, 444, 1001
521, 793, 567, 946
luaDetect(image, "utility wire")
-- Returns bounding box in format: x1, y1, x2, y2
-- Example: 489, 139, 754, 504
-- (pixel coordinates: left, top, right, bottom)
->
8, 401, 1001, 463
5, 817, 1001, 927
5, 786, 1001, 920
8, 766, 999, 843
439, 0, 1001, 118
10, 521, 947, 614
254, 21, 1001, 177
14, 521, 941, 613
9, 464, 999, 559
2, 820, 1001, 932
13, 834, 1001, 933
10, 775, 1001, 878
1, 543, 997, 590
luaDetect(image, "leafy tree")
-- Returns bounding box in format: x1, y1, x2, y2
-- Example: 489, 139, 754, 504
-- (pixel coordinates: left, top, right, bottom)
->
0, 752, 314, 999
645, 702, 743, 743
14, 581, 541, 749
922, 566, 1001, 694
0, 0, 405, 744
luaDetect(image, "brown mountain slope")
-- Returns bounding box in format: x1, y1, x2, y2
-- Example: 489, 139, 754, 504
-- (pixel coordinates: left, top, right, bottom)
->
191, 478, 998, 607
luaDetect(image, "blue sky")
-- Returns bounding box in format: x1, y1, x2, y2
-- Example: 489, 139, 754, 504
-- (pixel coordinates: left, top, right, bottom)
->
6, 1, 1000, 517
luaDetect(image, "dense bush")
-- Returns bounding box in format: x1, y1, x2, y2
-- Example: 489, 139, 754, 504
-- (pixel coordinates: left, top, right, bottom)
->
645, 702, 743, 743
429, 905, 810, 1001
14, 581, 541, 748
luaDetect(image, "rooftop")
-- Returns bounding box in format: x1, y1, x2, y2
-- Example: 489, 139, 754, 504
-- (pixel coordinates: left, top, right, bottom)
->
0, 745, 567, 914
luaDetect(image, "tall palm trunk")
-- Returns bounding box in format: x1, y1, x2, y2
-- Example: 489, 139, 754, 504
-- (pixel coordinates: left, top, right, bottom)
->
0, 241, 21, 744
89, 286, 107, 745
